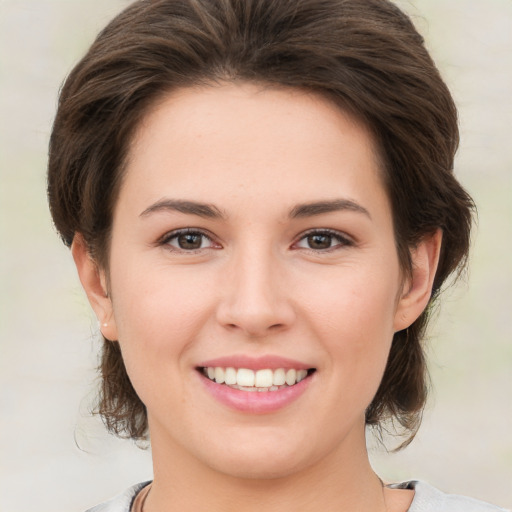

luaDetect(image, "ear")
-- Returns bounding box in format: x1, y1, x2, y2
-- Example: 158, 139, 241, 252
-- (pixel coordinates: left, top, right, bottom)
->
71, 234, 118, 341
393, 229, 443, 332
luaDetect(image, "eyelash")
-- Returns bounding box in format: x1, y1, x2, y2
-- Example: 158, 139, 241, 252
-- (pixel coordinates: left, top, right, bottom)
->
159, 228, 218, 252
159, 228, 354, 253
293, 229, 354, 252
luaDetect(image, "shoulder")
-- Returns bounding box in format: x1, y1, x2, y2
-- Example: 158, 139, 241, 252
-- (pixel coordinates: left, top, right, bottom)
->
84, 482, 152, 512
390, 480, 509, 512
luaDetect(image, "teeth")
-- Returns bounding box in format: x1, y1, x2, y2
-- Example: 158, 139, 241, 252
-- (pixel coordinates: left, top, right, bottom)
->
203, 366, 311, 389
272, 368, 286, 386
214, 367, 225, 384
297, 369, 308, 382
224, 367, 237, 385
237, 368, 255, 387
255, 369, 273, 388
285, 369, 297, 386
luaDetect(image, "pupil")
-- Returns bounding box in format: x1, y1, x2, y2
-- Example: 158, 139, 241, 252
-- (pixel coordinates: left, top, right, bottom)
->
308, 234, 331, 249
179, 233, 202, 249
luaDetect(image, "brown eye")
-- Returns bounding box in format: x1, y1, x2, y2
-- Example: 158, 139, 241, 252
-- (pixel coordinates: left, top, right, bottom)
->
164, 230, 214, 251
295, 230, 352, 251
177, 233, 204, 249
307, 234, 333, 250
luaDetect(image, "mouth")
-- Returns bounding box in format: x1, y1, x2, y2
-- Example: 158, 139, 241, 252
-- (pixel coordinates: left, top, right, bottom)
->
198, 366, 316, 392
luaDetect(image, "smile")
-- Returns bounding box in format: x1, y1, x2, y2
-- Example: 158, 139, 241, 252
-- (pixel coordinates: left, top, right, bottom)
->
201, 367, 313, 391
197, 361, 316, 413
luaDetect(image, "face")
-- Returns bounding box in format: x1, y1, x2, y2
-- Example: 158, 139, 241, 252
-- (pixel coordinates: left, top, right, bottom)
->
80, 83, 434, 480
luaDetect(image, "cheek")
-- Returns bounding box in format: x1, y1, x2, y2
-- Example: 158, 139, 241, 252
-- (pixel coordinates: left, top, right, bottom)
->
107, 262, 216, 391
111, 255, 212, 336
301, 263, 400, 339
301, 265, 399, 398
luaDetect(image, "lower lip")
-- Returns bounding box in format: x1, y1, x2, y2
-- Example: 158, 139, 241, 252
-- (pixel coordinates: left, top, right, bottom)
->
199, 372, 312, 414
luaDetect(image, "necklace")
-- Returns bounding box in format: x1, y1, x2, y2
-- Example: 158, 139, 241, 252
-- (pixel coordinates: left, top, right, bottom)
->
136, 483, 151, 512
139, 479, 389, 511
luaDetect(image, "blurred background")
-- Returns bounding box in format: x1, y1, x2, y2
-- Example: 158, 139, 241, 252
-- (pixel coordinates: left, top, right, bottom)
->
0, 0, 511, 510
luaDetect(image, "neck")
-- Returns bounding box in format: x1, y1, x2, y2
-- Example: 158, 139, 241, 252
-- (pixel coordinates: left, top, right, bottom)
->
145, 421, 387, 512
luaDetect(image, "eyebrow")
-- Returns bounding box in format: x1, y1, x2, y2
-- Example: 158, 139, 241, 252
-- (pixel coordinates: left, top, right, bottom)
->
289, 199, 371, 219
139, 199, 225, 219
139, 198, 370, 221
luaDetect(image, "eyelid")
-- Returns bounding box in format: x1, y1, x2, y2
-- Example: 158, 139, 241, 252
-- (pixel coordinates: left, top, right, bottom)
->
292, 228, 355, 251
157, 227, 353, 252
158, 228, 221, 251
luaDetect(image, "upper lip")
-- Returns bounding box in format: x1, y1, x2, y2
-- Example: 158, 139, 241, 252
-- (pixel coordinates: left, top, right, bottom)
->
197, 355, 313, 371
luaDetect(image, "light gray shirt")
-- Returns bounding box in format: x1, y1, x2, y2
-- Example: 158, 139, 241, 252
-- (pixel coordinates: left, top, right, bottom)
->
86, 480, 509, 512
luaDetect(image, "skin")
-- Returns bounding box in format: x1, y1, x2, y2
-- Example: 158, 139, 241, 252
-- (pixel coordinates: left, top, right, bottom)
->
73, 83, 441, 511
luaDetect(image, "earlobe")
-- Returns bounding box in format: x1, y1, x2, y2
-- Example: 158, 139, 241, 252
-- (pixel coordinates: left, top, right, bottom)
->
71, 234, 118, 341
393, 229, 443, 332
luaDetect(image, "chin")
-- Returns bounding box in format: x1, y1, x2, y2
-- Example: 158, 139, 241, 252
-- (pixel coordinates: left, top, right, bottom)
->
195, 427, 328, 481
207, 451, 309, 481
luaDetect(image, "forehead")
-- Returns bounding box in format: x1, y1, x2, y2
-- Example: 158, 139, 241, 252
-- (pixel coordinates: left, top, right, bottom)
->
121, 82, 387, 217
132, 82, 376, 155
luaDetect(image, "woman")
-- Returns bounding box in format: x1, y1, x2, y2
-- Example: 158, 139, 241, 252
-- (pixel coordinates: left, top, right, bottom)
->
47, 0, 507, 510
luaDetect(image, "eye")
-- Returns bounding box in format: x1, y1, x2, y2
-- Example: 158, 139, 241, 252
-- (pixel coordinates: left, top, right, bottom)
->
294, 230, 353, 251
162, 229, 217, 251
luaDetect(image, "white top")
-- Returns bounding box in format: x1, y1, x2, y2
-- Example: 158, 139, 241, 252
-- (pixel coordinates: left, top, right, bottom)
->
85, 480, 509, 512
388, 481, 508, 512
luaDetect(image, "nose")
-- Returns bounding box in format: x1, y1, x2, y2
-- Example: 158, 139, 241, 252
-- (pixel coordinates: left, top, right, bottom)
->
215, 246, 296, 338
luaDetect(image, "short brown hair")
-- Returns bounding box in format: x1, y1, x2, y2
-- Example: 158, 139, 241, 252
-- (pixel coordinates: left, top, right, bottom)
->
48, 0, 474, 445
